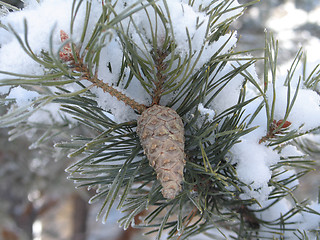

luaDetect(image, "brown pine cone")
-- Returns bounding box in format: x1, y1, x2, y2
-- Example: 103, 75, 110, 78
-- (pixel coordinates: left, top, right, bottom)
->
137, 105, 185, 199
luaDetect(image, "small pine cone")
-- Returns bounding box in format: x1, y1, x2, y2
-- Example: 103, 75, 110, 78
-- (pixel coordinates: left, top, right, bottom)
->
137, 105, 186, 199
59, 30, 73, 62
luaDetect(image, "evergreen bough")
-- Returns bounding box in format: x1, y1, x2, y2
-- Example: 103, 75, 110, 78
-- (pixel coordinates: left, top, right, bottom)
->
0, 0, 320, 239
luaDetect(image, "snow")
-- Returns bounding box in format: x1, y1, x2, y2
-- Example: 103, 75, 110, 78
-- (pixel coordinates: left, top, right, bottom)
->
0, 0, 242, 121
166, 1, 211, 55
0, 84, 10, 95
274, 167, 300, 190
5, 86, 40, 107
257, 198, 292, 222
266, 1, 320, 52
84, 0, 241, 121
210, 0, 243, 26
280, 144, 304, 157
256, 198, 320, 239
196, 32, 238, 70
227, 51, 320, 202
230, 137, 280, 202
0, 39, 45, 77
0, 0, 100, 54
27, 103, 64, 123
198, 103, 215, 121
0, 0, 102, 100
0, 0, 71, 58
230, 65, 320, 201
266, 84, 320, 131
299, 202, 320, 231
207, 61, 245, 115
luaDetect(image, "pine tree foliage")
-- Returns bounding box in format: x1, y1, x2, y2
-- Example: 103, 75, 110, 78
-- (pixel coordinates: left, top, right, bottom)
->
0, 0, 320, 239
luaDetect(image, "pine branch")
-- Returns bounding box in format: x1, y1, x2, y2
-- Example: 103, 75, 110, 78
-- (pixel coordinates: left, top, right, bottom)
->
1, 0, 320, 239
87, 75, 147, 114
58, 30, 147, 114
151, 48, 170, 105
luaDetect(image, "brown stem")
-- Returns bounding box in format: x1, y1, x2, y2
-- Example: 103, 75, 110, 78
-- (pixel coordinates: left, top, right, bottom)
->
89, 76, 147, 113
151, 49, 169, 105
72, 54, 147, 114
60, 31, 147, 114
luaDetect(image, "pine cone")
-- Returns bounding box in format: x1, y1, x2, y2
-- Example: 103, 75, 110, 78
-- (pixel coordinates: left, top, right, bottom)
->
137, 105, 185, 199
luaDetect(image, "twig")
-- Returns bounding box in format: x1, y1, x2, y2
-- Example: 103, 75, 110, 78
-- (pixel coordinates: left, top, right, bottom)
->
59, 30, 147, 114
151, 49, 169, 105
